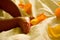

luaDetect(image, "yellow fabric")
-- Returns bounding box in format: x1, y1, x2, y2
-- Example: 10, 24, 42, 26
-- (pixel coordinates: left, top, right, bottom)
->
0, 0, 60, 40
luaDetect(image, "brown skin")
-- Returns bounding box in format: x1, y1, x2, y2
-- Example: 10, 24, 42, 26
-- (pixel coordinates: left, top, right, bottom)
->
0, 18, 18, 32
0, 18, 30, 34
17, 18, 30, 34
0, 0, 21, 17
0, 0, 30, 34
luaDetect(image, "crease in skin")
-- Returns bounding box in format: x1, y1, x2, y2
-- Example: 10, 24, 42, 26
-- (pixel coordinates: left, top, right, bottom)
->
0, 0, 30, 34
0, 0, 21, 17
0, 18, 18, 32
0, 16, 30, 34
